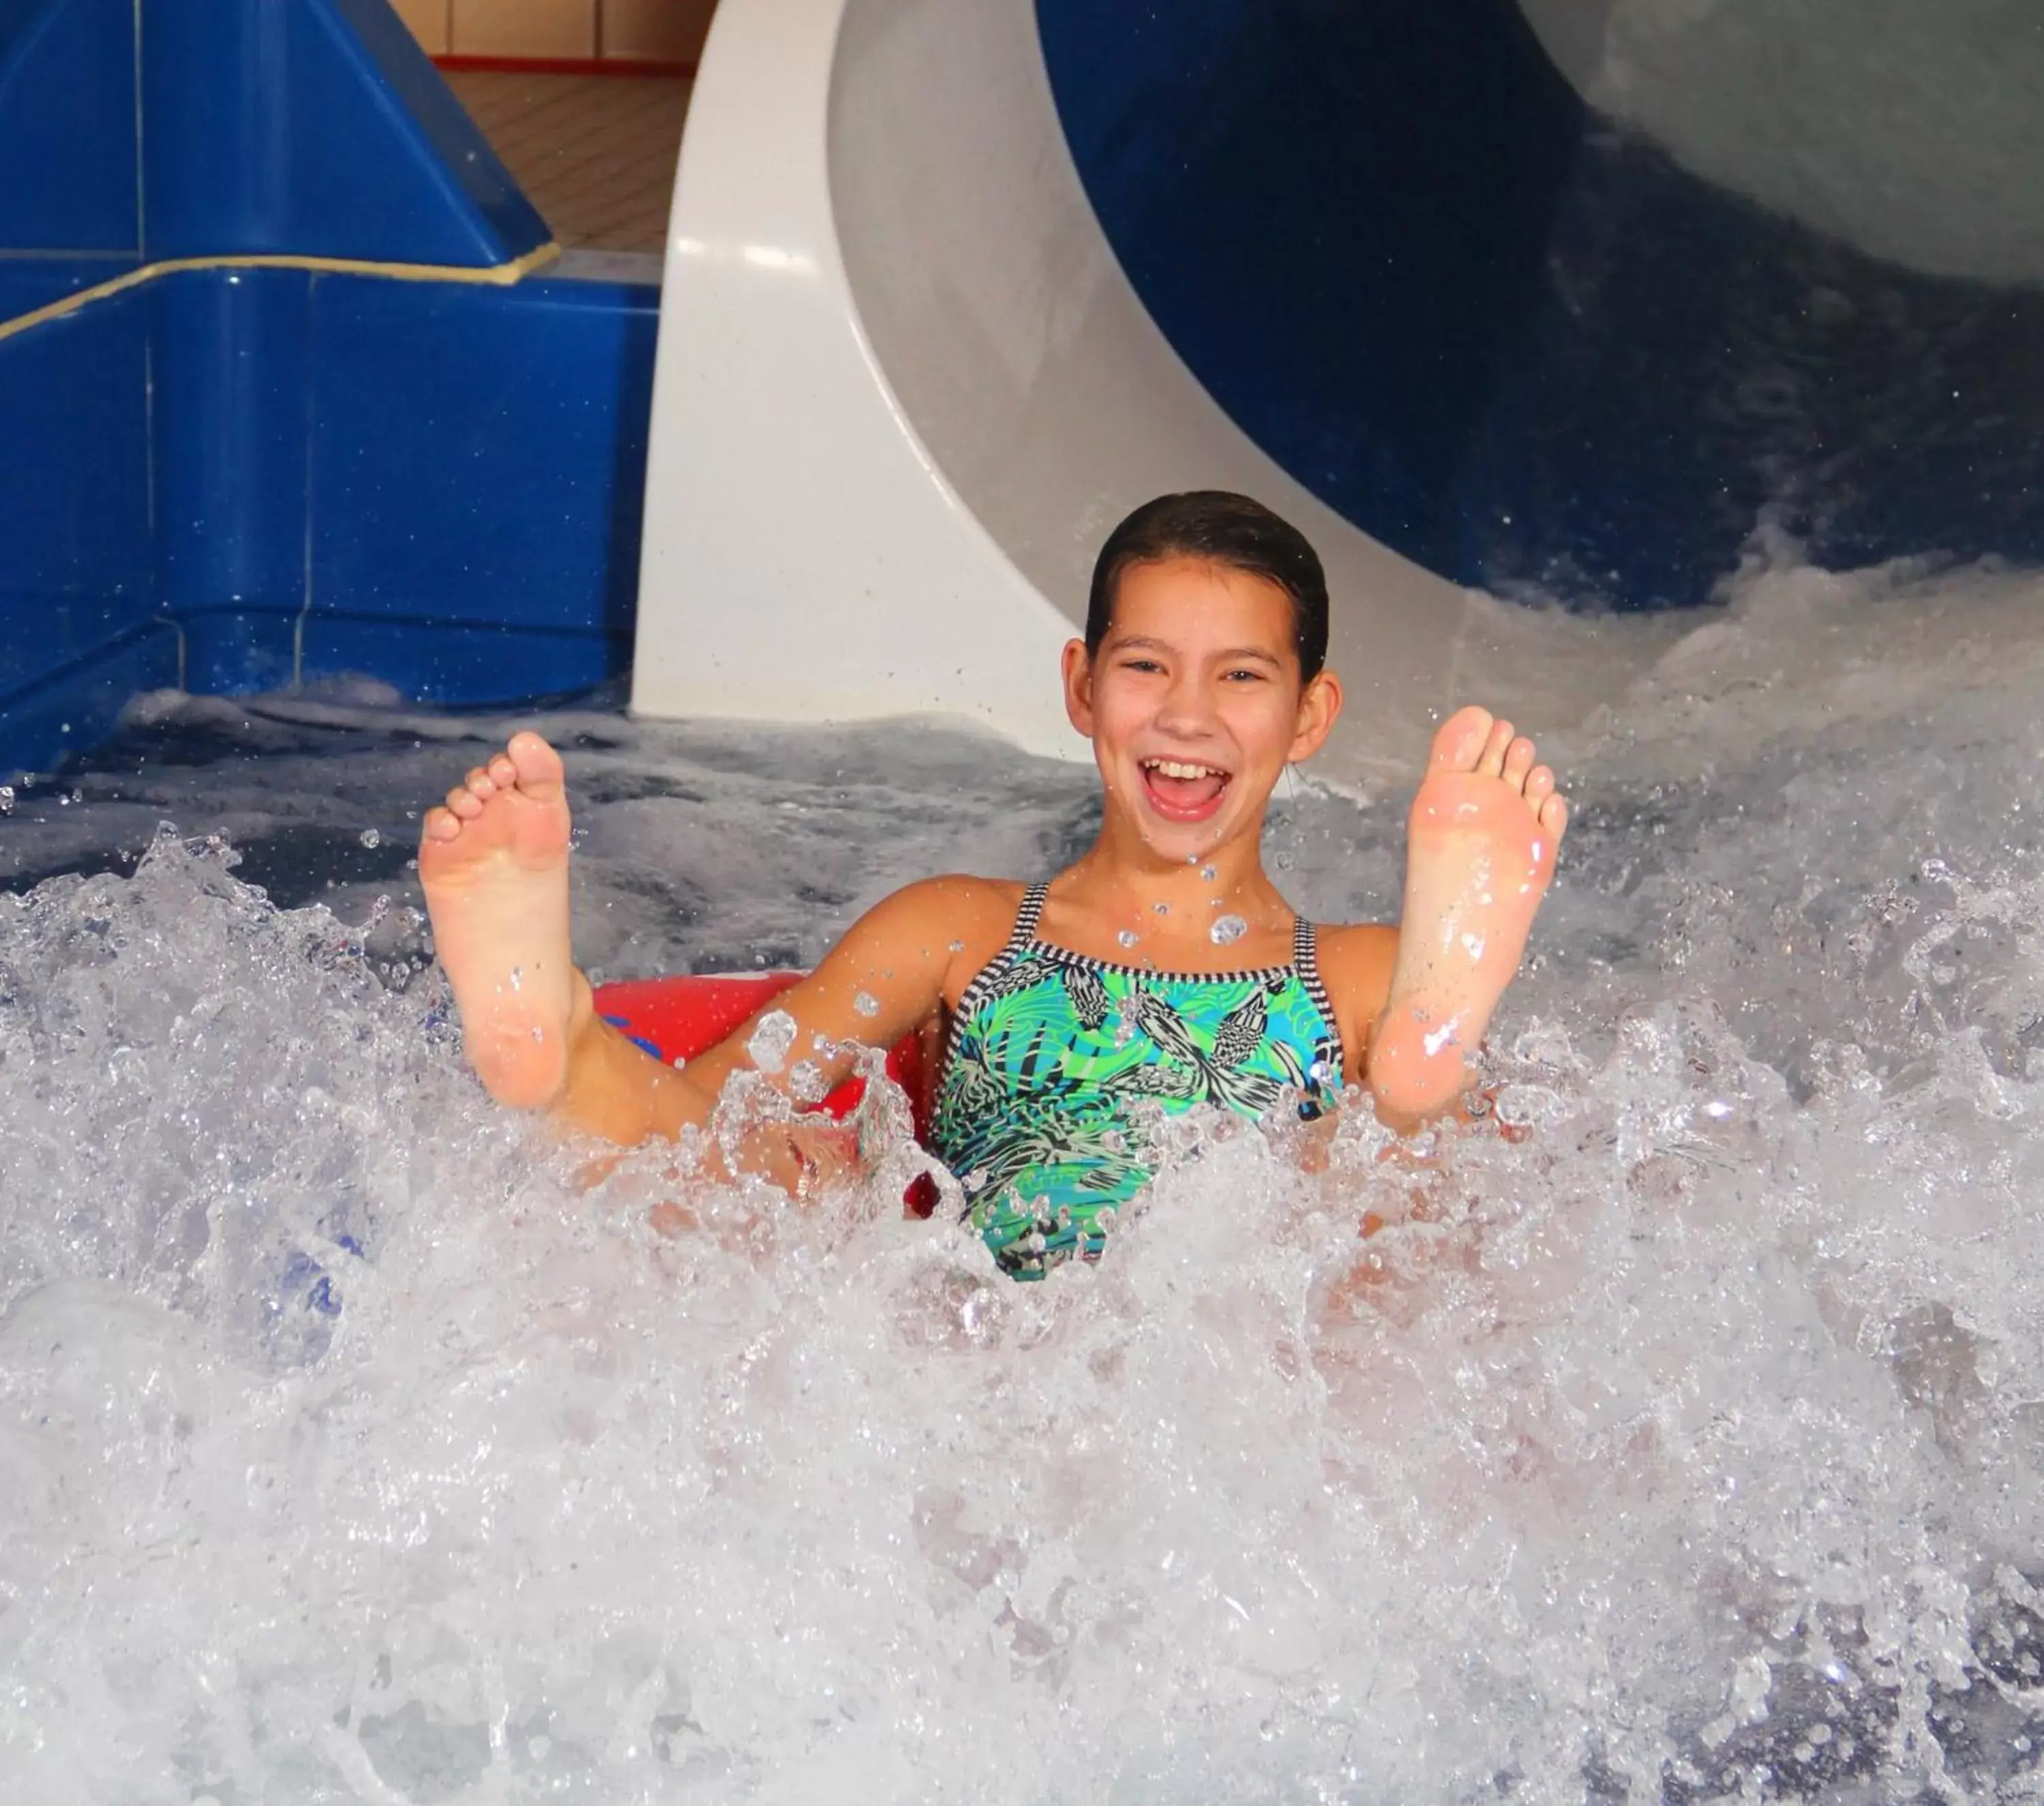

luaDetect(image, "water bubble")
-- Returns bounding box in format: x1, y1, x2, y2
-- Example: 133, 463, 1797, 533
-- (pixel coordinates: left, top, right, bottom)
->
1152, 901, 1170, 915
1112, 997, 1139, 1049
746, 1008, 797, 1072
1201, 865, 1218, 882
788, 1060, 826, 1104
853, 991, 880, 1018
1209, 913, 1248, 946
0, 784, 13, 814
358, 827, 382, 849
1117, 929, 1140, 949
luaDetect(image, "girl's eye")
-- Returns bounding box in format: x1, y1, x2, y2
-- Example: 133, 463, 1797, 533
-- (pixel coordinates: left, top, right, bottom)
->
1224, 668, 1265, 683
1121, 658, 1163, 673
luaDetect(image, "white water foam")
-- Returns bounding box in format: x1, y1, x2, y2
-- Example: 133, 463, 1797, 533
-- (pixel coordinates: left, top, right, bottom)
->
8, 545, 2044, 1801
1515, 0, 2044, 286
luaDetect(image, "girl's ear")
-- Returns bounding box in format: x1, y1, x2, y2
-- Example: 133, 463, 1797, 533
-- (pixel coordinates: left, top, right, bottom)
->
1287, 671, 1344, 763
1062, 639, 1097, 736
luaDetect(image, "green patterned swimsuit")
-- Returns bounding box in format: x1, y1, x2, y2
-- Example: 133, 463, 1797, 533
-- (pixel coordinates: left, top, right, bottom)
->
931, 882, 1344, 1279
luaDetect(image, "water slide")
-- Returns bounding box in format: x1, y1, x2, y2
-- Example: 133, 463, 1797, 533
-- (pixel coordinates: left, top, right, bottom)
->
632, 0, 2044, 778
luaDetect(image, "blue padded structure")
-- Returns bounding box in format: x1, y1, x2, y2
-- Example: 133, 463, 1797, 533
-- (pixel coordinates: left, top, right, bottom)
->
141, 0, 546, 264
0, 0, 136, 254
0, 1, 649, 785
0, 290, 157, 700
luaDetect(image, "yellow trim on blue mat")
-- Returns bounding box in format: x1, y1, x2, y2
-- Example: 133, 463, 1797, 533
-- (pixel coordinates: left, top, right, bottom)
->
0, 240, 561, 342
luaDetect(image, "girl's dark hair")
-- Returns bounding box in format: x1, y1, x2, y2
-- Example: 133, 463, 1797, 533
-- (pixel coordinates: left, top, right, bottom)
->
1083, 491, 1330, 681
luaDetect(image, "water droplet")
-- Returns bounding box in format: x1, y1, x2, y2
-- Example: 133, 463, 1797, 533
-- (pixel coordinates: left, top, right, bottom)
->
1112, 997, 1139, 1049
1200, 866, 1218, 883
0, 785, 15, 814
1117, 929, 1139, 949
358, 828, 381, 849
1210, 914, 1248, 946
853, 991, 880, 1017
948, 940, 965, 953
747, 1009, 797, 1072
1151, 901, 1169, 915
507, 966, 523, 992
788, 1060, 826, 1104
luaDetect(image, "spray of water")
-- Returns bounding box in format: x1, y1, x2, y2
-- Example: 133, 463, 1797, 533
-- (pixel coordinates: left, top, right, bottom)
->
7, 546, 2044, 1801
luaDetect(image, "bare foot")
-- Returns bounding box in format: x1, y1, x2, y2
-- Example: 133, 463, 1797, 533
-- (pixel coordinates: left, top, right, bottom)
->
418, 732, 578, 1109
1369, 706, 1568, 1120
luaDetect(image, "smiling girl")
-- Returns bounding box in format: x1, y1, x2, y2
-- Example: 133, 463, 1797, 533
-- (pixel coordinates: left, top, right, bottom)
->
418, 493, 1568, 1278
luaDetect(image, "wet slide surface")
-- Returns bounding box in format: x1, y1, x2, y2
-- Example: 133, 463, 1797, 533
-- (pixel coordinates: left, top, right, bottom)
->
634, 0, 2044, 773
1038, 0, 2044, 611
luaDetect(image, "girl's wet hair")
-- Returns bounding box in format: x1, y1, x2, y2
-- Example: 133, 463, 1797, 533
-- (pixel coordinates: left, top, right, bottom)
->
1084, 491, 1330, 681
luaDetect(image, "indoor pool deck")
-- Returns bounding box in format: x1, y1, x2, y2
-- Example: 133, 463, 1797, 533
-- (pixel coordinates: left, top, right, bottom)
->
443, 67, 693, 255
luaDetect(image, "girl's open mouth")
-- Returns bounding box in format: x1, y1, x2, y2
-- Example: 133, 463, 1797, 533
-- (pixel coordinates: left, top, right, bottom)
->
1139, 757, 1232, 821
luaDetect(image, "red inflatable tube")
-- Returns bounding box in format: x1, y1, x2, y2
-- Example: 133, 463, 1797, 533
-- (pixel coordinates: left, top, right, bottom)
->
592, 970, 929, 1136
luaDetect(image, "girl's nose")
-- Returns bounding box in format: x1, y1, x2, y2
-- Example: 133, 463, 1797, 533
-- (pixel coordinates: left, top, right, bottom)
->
1154, 671, 1218, 734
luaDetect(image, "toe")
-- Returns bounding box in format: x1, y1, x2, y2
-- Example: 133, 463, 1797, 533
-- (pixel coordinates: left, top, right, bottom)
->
487, 752, 518, 789
506, 731, 567, 800
422, 806, 462, 842
447, 784, 484, 820
1538, 795, 1568, 838
465, 766, 497, 798
1477, 718, 1515, 779
1502, 736, 1536, 791
1429, 705, 1493, 771
1524, 765, 1556, 809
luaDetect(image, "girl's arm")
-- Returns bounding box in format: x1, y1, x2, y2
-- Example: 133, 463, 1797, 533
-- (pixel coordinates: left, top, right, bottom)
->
548, 875, 1010, 1167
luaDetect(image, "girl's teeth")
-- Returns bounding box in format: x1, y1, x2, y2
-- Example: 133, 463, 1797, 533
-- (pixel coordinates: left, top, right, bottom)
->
1149, 761, 1219, 780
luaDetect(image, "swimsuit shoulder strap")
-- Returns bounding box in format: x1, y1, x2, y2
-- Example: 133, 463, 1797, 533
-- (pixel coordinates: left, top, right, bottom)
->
952, 881, 1052, 1026
1012, 879, 1051, 943
1292, 915, 1346, 1075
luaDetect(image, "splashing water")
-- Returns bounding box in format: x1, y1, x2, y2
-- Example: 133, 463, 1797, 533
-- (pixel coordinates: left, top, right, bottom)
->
9, 549, 2044, 1800
745, 1008, 798, 1073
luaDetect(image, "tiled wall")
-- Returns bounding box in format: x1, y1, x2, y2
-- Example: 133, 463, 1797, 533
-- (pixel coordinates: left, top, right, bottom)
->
392, 0, 715, 63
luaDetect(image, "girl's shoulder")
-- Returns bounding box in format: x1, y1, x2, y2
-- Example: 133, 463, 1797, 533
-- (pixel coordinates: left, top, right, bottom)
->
1312, 919, 1398, 993
848, 874, 1032, 1001
880, 872, 1031, 930
1308, 919, 1399, 1073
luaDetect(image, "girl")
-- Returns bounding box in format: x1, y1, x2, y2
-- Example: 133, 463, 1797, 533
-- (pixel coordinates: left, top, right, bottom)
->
419, 493, 1567, 1278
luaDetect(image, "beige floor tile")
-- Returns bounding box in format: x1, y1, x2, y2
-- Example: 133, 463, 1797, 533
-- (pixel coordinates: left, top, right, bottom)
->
600, 0, 714, 63
450, 0, 597, 59
391, 0, 451, 55
446, 68, 692, 254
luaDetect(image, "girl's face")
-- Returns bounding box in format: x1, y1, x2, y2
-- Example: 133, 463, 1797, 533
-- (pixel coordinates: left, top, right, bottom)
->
1063, 555, 1342, 864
